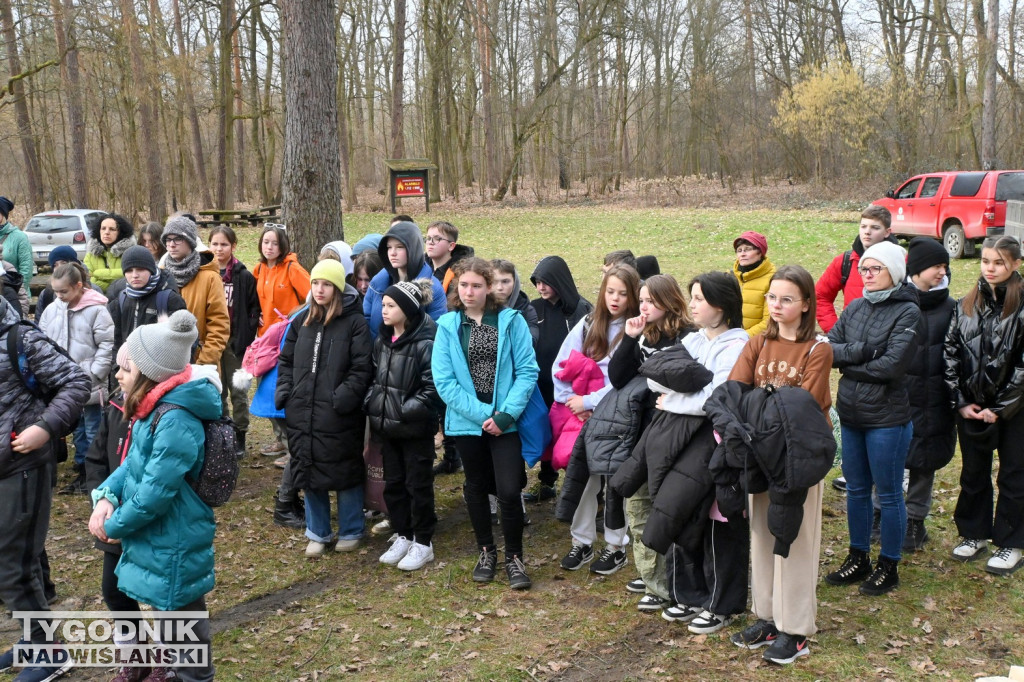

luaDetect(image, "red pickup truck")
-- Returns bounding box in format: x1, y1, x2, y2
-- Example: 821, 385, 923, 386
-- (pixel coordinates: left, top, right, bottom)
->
873, 170, 1024, 258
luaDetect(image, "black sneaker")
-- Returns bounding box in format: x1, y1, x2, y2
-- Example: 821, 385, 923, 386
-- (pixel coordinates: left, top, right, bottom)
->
433, 458, 463, 475
560, 544, 593, 571
902, 518, 929, 553
662, 603, 701, 623
58, 473, 87, 496
273, 498, 305, 529
831, 476, 846, 492
625, 578, 647, 594
505, 555, 532, 590
762, 632, 810, 665
687, 610, 734, 634
730, 619, 779, 649
522, 482, 556, 503
590, 547, 627, 575
824, 548, 872, 586
637, 594, 671, 612
859, 556, 899, 596
472, 547, 498, 582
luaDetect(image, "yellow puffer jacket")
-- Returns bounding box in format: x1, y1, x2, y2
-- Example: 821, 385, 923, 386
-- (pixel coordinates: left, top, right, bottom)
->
733, 257, 776, 337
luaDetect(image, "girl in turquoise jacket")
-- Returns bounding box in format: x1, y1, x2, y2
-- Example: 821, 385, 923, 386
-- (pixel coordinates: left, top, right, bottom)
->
89, 310, 218, 682
432, 257, 539, 590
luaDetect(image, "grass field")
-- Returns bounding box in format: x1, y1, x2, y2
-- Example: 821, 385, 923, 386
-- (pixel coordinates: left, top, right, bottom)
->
36, 201, 1024, 680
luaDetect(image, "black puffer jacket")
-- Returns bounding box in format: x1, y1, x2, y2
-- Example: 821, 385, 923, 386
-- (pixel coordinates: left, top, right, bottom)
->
944, 273, 1024, 420
223, 259, 261, 357
828, 284, 923, 428
84, 394, 129, 552
0, 298, 91, 479
364, 314, 440, 439
704, 381, 837, 558
276, 285, 373, 491
530, 256, 592, 405
906, 282, 956, 470
555, 375, 649, 527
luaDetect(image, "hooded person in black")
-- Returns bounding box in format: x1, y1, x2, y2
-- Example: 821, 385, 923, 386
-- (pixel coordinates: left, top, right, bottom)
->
526, 256, 592, 498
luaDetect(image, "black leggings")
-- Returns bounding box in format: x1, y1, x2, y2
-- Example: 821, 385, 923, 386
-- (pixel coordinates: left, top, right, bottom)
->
102, 550, 142, 639
455, 433, 527, 558
381, 436, 437, 545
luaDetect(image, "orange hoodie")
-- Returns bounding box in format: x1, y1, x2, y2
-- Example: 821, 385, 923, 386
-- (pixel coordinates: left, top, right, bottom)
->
254, 252, 311, 335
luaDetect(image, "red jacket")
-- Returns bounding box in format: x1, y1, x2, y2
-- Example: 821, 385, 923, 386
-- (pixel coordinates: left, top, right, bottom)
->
815, 249, 864, 333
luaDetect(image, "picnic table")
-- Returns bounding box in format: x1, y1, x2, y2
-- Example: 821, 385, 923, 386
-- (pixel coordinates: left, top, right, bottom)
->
196, 205, 281, 228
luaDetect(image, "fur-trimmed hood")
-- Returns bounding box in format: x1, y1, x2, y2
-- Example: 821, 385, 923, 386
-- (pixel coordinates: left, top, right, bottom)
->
88, 235, 136, 258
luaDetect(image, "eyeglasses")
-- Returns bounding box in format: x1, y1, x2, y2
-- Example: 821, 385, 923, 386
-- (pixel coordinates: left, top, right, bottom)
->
736, 246, 760, 254
424, 236, 450, 245
265, 222, 287, 231
764, 293, 805, 307
163, 235, 185, 245
858, 265, 885, 277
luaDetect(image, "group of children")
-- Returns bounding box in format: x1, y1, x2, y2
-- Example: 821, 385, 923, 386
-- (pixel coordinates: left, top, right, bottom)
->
2, 205, 1024, 680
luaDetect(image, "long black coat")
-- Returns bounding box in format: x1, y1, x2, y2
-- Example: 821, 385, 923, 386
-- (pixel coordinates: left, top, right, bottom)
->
906, 283, 956, 470
276, 286, 373, 491
944, 273, 1024, 420
224, 259, 261, 357
364, 314, 440, 439
828, 284, 923, 429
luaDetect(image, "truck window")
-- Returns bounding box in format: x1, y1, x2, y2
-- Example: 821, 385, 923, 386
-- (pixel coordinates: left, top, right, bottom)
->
995, 173, 1024, 201
919, 177, 942, 198
896, 178, 921, 199
950, 172, 987, 197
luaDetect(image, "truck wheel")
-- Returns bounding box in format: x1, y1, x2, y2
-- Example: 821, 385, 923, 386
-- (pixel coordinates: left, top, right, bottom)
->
943, 222, 965, 259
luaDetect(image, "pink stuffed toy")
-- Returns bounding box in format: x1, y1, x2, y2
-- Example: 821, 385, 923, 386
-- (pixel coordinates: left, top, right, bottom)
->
548, 350, 606, 469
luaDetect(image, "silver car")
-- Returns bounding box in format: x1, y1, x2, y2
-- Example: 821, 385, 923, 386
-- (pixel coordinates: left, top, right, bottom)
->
25, 209, 105, 266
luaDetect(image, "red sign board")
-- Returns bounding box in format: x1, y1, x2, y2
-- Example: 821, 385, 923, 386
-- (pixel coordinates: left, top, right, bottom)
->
395, 177, 425, 197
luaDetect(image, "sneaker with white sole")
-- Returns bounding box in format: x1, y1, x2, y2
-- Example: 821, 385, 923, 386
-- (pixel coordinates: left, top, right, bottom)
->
590, 547, 627, 575
637, 594, 671, 612
379, 536, 413, 565
371, 518, 392, 536
662, 603, 702, 623
625, 577, 647, 594
985, 546, 1024, 576
560, 544, 594, 570
730, 619, 779, 649
762, 632, 810, 665
397, 542, 434, 571
687, 611, 734, 634
335, 538, 361, 552
305, 540, 329, 557
952, 537, 988, 562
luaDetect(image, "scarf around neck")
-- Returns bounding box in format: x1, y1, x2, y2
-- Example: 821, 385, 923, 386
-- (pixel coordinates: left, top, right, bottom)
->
165, 249, 201, 289
124, 272, 162, 299
863, 281, 901, 304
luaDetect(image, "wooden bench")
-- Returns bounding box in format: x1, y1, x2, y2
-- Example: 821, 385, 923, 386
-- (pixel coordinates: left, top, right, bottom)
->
197, 205, 282, 228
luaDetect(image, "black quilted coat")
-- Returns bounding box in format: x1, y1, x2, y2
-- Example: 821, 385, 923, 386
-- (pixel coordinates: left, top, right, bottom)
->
364, 314, 440, 439
704, 381, 837, 558
828, 284, 923, 429
905, 283, 957, 470
0, 297, 91, 479
944, 273, 1024, 420
276, 285, 373, 491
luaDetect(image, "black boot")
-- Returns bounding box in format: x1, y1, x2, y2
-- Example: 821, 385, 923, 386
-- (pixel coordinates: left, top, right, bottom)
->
859, 555, 899, 596
824, 548, 872, 585
235, 430, 247, 459
274, 497, 306, 529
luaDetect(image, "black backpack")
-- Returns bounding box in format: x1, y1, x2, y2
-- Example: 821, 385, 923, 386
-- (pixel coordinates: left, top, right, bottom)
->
149, 404, 239, 507
839, 250, 854, 288
4, 319, 71, 402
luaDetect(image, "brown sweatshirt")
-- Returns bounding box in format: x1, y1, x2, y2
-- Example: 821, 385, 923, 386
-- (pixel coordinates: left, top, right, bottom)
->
728, 334, 833, 415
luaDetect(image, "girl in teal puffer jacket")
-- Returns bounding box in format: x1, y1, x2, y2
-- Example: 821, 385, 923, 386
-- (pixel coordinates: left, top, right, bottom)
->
89, 310, 219, 682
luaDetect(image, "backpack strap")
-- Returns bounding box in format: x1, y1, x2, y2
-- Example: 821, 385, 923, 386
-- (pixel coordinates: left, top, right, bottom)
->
5, 320, 57, 400
148, 403, 181, 435
155, 289, 171, 318
839, 250, 854, 288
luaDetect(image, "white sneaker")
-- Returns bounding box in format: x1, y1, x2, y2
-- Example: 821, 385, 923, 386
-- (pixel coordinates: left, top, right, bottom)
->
952, 537, 987, 562
305, 540, 328, 557
396, 542, 434, 571
380, 536, 413, 565
986, 546, 1024, 575
335, 537, 361, 552
371, 518, 392, 536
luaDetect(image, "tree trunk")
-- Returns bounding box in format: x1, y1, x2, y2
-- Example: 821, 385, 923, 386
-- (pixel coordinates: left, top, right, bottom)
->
216, 0, 235, 207
119, 0, 165, 220
52, 0, 88, 207
0, 0, 44, 211
171, 0, 213, 207
234, 24, 246, 201
980, 0, 999, 168
391, 0, 406, 159
281, 0, 343, 265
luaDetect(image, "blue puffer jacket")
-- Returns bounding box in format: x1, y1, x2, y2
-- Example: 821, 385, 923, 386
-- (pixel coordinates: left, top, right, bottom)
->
363, 221, 447, 339
94, 365, 222, 611
432, 308, 539, 436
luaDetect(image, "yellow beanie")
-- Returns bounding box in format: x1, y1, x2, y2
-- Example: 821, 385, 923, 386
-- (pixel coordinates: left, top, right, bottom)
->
309, 259, 348, 292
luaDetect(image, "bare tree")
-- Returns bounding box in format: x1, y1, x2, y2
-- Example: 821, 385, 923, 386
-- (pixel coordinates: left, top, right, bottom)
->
281, 0, 343, 265
0, 0, 45, 210
391, 0, 406, 158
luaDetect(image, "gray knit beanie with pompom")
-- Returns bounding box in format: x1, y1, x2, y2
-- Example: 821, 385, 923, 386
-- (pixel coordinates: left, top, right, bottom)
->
124, 309, 198, 382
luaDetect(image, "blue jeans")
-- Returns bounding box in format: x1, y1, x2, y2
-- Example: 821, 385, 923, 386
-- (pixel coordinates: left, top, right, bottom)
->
304, 486, 365, 543
73, 404, 102, 467
841, 423, 912, 561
